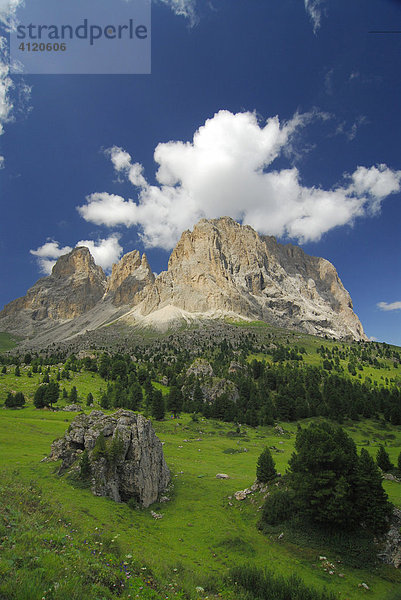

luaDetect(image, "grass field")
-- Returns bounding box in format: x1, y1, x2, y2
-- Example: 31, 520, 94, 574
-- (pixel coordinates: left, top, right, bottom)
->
1, 365, 401, 600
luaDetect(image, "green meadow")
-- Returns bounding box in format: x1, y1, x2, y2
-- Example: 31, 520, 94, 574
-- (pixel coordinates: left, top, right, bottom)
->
1, 361, 401, 600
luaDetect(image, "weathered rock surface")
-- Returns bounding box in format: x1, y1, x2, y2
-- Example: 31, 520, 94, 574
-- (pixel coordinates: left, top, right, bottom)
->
182, 358, 239, 406
106, 250, 154, 307
186, 359, 214, 378
49, 409, 170, 507
133, 217, 365, 340
0, 247, 107, 336
378, 508, 401, 568
0, 217, 366, 342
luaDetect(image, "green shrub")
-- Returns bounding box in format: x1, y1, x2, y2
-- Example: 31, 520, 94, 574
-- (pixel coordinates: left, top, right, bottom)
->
262, 490, 295, 526
230, 564, 336, 600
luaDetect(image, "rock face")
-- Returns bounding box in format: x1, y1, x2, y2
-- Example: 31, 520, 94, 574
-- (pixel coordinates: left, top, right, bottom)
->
0, 247, 107, 334
135, 217, 365, 340
0, 217, 367, 342
49, 409, 170, 507
183, 358, 239, 406
378, 508, 401, 568
106, 250, 155, 306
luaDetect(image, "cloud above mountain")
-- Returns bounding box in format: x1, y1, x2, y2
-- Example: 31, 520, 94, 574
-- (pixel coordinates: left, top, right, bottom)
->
77, 109, 401, 250
30, 235, 122, 274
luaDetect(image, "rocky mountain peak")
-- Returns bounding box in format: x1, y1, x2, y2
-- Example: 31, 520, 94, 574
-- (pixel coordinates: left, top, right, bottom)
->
136, 217, 366, 340
0, 217, 367, 343
107, 250, 155, 307
51, 246, 105, 281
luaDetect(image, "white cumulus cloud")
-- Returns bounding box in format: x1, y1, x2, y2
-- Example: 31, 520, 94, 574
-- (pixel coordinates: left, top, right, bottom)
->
304, 0, 325, 33
77, 110, 401, 250
30, 235, 123, 274
0, 0, 31, 168
157, 0, 197, 25
75, 235, 123, 272
377, 301, 401, 312
30, 241, 74, 275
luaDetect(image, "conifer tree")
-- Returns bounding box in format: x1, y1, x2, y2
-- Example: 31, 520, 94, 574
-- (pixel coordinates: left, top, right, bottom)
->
289, 421, 358, 527
256, 447, 277, 483
69, 386, 78, 403
376, 445, 393, 472
14, 391, 25, 407
33, 385, 47, 408
130, 382, 143, 411
152, 389, 165, 420
100, 391, 110, 409
4, 392, 15, 407
356, 448, 392, 534
45, 381, 59, 408
168, 385, 183, 418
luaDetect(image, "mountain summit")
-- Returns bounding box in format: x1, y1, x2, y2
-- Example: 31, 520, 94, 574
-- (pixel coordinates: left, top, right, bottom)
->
0, 217, 366, 343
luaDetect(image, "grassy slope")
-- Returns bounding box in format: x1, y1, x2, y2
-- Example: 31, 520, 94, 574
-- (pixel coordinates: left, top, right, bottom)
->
0, 332, 20, 352
1, 364, 401, 599
248, 328, 400, 387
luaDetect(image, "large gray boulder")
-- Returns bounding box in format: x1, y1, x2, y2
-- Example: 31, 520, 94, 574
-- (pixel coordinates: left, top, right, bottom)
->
49, 409, 170, 507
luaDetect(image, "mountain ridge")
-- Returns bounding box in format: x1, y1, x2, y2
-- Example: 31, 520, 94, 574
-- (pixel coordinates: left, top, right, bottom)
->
0, 217, 366, 343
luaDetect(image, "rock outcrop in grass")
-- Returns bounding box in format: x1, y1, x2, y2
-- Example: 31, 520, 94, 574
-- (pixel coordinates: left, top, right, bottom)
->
49, 409, 170, 507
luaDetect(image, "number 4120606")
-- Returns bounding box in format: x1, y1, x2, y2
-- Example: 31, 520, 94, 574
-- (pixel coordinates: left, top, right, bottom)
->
18, 42, 67, 51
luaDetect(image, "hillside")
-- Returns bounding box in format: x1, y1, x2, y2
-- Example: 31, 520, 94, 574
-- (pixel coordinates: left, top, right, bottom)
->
1, 328, 401, 599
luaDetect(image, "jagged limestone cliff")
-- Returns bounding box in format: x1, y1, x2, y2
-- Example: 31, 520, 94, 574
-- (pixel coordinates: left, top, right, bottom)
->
0, 217, 366, 342
129, 217, 365, 340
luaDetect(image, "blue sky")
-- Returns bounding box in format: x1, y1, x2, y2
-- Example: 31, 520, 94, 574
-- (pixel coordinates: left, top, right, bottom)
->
0, 0, 400, 345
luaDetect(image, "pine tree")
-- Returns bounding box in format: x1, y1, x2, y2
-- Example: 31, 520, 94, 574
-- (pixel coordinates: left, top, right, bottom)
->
86, 392, 94, 406
398, 451, 401, 475
15, 365, 20, 377
4, 392, 15, 408
256, 447, 277, 483
289, 421, 358, 528
100, 391, 110, 409
34, 385, 47, 408
356, 448, 392, 534
14, 392, 25, 407
152, 390, 165, 420
1, 366, 6, 374
69, 386, 78, 404
376, 445, 393, 472
168, 386, 183, 418
45, 381, 59, 408
129, 382, 143, 411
